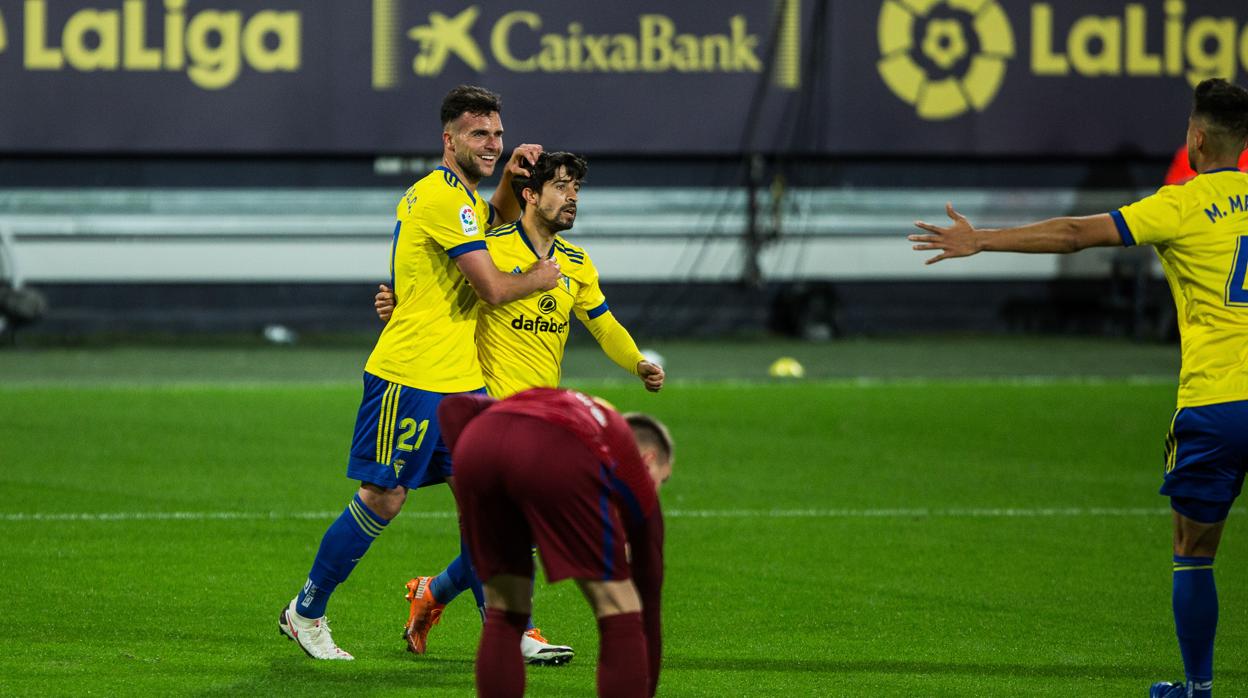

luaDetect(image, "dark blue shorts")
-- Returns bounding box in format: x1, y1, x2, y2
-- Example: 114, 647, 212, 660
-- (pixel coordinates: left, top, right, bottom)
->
346, 372, 485, 490
1160, 399, 1248, 522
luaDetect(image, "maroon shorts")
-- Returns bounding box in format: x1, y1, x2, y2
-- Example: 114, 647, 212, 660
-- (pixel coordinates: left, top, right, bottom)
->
452, 412, 631, 583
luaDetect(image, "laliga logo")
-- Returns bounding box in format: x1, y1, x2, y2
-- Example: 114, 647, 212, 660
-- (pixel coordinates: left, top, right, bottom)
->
877, 0, 1015, 120
459, 205, 479, 235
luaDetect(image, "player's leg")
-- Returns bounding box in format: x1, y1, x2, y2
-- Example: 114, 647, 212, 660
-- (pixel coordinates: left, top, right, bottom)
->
405, 542, 485, 656
1153, 502, 1229, 698
476, 575, 533, 698
1150, 400, 1247, 698
451, 414, 538, 697
518, 552, 575, 666
295, 481, 403, 620
419, 538, 486, 615
403, 462, 486, 654
280, 480, 401, 659
279, 374, 440, 660
413, 474, 486, 620
576, 579, 648, 698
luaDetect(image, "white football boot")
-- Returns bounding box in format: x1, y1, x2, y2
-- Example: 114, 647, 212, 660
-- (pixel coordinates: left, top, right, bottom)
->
520, 628, 574, 666
278, 599, 354, 660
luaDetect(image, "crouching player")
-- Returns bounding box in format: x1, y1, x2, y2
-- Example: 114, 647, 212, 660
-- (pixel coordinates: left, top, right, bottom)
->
437, 388, 672, 697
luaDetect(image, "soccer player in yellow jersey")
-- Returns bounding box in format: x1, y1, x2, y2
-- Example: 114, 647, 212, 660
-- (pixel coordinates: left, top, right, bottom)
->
908, 78, 1248, 698
378, 152, 663, 664
277, 85, 561, 661
474, 150, 664, 398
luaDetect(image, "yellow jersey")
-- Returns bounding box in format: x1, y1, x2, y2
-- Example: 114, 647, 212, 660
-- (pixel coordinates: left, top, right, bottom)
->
476, 220, 644, 398
365, 167, 497, 393
1114, 168, 1248, 407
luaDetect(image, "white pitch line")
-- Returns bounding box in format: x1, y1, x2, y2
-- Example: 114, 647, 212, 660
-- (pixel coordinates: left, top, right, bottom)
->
1, 507, 1241, 523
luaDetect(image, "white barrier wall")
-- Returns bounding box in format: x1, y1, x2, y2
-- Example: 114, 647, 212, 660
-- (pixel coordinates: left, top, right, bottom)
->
0, 188, 1159, 284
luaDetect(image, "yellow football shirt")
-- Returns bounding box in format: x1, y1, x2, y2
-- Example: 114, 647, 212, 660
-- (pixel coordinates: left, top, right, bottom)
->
475, 221, 642, 398
1114, 168, 1248, 407
365, 167, 496, 393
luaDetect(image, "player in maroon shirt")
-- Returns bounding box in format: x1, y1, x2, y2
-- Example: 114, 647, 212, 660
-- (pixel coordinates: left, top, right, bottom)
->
438, 388, 672, 698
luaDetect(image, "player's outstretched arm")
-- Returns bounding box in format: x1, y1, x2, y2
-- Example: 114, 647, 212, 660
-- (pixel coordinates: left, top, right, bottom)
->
908, 203, 1121, 264
374, 284, 395, 323
490, 143, 543, 225
456, 250, 560, 305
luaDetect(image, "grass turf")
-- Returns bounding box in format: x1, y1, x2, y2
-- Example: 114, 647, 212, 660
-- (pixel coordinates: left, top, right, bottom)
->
0, 339, 1243, 696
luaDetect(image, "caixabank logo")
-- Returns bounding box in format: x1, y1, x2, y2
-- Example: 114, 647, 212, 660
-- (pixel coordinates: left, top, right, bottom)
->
371, 0, 802, 91
877, 0, 1015, 121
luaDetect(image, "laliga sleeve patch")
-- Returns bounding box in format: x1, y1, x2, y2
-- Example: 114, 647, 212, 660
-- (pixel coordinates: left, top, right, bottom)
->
460, 205, 480, 236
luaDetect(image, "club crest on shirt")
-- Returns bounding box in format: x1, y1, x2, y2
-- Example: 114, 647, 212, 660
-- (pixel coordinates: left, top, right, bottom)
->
460, 205, 479, 236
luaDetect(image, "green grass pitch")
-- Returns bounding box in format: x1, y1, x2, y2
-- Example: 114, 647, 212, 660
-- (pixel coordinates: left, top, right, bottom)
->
0, 338, 1244, 696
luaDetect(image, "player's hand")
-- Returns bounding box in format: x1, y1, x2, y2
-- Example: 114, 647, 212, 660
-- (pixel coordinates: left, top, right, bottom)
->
909, 202, 982, 265
526, 258, 561, 291
374, 284, 396, 322
637, 361, 665, 392
505, 144, 543, 178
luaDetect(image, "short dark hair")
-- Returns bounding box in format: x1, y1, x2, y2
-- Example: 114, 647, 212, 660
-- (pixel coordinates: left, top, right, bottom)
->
623, 412, 674, 465
1193, 78, 1248, 153
510, 151, 588, 205
440, 85, 502, 127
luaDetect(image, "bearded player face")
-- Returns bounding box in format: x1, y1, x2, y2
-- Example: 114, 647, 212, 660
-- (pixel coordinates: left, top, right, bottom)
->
530, 166, 580, 233
447, 111, 503, 183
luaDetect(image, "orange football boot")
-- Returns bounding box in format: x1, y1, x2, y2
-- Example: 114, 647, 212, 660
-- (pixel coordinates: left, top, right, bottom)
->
403, 576, 445, 654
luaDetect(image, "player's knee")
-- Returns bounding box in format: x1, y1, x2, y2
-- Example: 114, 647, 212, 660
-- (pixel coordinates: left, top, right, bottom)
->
1171, 498, 1228, 556
357, 483, 407, 520
1174, 528, 1220, 557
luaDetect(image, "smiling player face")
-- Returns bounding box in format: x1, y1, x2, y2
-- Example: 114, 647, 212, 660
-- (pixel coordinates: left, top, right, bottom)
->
531, 166, 580, 233
446, 111, 503, 184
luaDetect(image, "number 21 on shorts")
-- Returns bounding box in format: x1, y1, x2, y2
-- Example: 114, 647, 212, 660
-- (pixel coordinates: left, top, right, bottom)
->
397, 418, 429, 452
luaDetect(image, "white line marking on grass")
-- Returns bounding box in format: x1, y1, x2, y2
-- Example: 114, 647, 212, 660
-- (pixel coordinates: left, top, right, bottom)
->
2, 507, 1240, 523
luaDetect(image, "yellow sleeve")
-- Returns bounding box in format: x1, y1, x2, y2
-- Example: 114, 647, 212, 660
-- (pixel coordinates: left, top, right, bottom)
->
1113, 185, 1184, 247
580, 310, 646, 377
414, 185, 488, 258
573, 263, 644, 376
